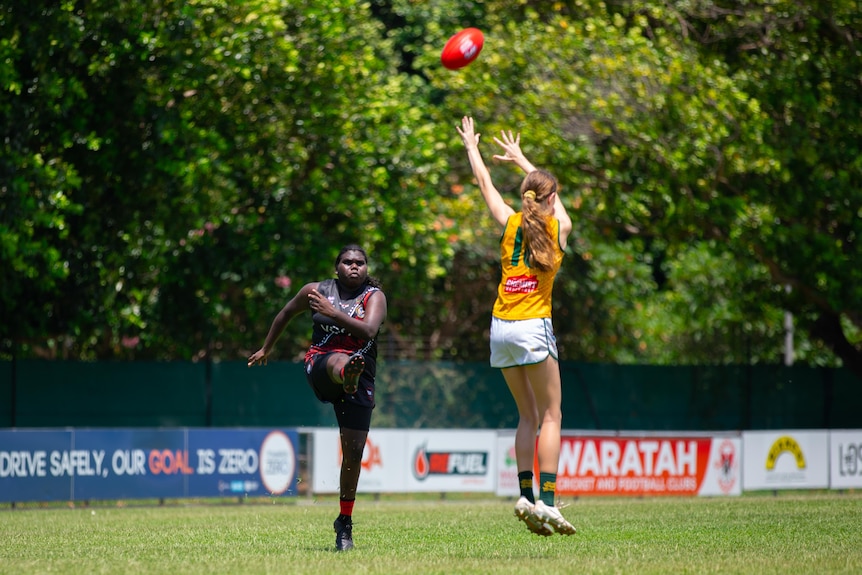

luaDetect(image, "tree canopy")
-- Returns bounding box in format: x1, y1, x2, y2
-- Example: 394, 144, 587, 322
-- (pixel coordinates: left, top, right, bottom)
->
2, 0, 860, 379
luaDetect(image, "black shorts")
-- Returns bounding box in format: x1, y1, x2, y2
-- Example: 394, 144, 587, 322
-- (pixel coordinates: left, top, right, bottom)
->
304, 352, 374, 431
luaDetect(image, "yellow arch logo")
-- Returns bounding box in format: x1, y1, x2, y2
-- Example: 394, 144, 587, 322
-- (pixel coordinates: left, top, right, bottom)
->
765, 435, 806, 470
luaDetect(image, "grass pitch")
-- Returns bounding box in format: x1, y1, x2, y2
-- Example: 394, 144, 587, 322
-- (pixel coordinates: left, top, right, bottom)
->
2, 492, 861, 574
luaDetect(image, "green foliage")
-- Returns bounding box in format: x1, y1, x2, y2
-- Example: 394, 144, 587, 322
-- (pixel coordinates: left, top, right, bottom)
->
413, 0, 785, 363
681, 1, 862, 367
0, 4, 84, 343
1, 0, 454, 360
2, 0, 860, 374
415, 0, 859, 369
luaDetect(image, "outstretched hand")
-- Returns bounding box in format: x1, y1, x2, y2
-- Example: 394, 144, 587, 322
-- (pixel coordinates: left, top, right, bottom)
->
455, 115, 516, 226
456, 116, 481, 149
492, 130, 525, 163
248, 348, 268, 367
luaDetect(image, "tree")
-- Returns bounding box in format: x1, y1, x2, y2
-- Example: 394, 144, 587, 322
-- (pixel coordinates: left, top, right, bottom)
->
402, 0, 789, 363
3, 0, 859, 379
1, 3, 85, 352
1, 0, 455, 361
403, 0, 858, 373
671, 0, 862, 374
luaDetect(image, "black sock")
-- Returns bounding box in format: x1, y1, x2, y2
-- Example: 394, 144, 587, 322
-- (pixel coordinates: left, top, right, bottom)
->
517, 471, 535, 503
336, 514, 352, 525
539, 472, 556, 506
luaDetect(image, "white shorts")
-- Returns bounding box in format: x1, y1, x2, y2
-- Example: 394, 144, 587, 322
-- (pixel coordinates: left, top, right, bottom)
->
489, 317, 558, 369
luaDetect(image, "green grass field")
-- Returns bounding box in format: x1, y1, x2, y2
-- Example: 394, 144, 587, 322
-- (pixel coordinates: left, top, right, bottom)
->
2, 492, 861, 575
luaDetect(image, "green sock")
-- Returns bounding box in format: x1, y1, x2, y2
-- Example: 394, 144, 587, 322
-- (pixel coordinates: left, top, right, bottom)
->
539, 472, 556, 506
517, 471, 534, 503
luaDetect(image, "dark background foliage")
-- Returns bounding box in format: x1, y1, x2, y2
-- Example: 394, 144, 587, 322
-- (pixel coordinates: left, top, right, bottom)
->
2, 1, 860, 380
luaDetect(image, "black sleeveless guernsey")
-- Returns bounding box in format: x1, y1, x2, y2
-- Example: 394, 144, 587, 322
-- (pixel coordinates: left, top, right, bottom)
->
304, 278, 380, 380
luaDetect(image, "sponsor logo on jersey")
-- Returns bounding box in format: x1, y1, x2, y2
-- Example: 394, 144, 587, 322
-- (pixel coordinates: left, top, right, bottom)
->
504, 274, 538, 294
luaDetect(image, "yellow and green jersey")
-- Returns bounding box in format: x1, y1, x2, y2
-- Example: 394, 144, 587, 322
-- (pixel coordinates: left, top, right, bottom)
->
492, 212, 564, 321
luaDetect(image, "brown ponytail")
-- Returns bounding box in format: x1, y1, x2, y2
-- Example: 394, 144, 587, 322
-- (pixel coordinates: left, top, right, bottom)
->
519, 170, 559, 272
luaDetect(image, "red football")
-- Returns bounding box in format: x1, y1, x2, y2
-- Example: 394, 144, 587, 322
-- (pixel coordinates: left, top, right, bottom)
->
441, 28, 484, 70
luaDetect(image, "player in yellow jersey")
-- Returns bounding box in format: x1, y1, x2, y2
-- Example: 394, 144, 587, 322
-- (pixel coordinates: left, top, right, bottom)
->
457, 116, 576, 536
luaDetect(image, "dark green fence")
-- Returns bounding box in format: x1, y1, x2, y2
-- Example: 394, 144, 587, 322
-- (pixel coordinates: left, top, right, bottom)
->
1, 359, 859, 430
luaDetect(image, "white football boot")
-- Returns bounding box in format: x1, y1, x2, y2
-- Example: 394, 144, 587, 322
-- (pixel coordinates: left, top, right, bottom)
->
533, 500, 577, 535
514, 497, 553, 536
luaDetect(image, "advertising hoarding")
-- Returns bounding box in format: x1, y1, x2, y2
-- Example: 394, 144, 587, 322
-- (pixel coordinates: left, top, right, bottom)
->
311, 428, 409, 493
742, 430, 828, 491
554, 434, 742, 497
829, 430, 862, 490
0, 428, 299, 503
312, 429, 497, 493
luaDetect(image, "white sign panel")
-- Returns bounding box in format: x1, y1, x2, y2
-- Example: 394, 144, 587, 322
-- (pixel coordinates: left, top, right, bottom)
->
495, 432, 519, 497
311, 429, 409, 494
829, 430, 862, 490
406, 430, 497, 492
697, 436, 742, 496
742, 430, 829, 490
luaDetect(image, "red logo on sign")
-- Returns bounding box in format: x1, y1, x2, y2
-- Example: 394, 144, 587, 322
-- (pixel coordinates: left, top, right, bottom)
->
412, 445, 488, 480
715, 440, 738, 494
362, 439, 382, 471
337, 437, 382, 472
413, 445, 430, 480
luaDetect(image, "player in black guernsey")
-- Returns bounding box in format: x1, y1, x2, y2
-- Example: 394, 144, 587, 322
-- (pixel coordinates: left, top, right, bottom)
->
248, 244, 387, 551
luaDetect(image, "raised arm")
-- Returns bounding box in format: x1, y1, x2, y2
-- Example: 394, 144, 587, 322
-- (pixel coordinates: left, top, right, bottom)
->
247, 282, 317, 366
494, 129, 572, 249
492, 130, 537, 174
456, 116, 514, 227
553, 194, 573, 250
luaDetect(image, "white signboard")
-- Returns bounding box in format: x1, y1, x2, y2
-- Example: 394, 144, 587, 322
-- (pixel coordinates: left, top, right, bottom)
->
742, 430, 829, 490
495, 432, 519, 497
697, 436, 743, 496
829, 430, 862, 490
311, 429, 409, 494
405, 430, 497, 492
